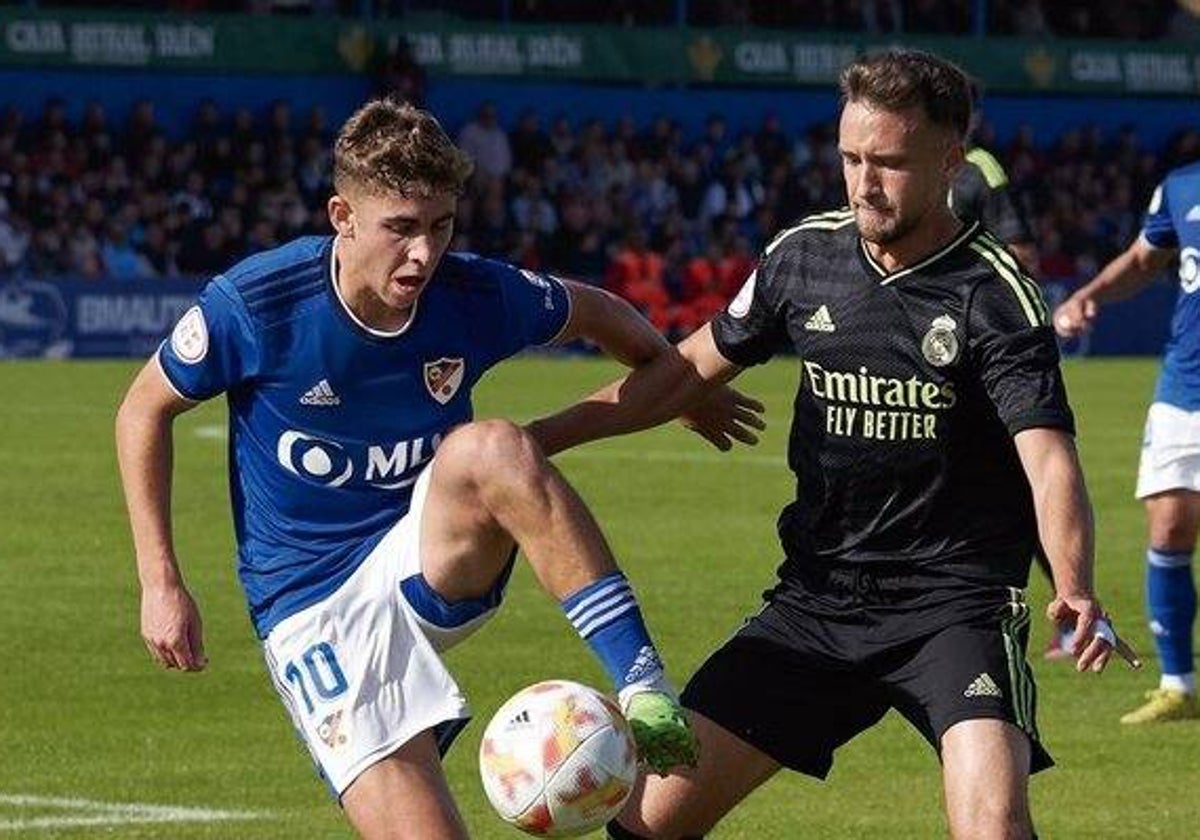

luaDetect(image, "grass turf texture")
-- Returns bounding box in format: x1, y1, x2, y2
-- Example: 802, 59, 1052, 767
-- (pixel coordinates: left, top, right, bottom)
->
0, 356, 1196, 838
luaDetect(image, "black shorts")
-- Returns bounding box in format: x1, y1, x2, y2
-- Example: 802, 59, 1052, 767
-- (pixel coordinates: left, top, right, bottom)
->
682, 585, 1052, 779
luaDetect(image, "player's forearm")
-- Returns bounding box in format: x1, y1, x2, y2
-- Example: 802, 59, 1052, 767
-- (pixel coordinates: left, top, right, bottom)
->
527, 348, 712, 456
1028, 443, 1096, 597
115, 399, 183, 590
572, 284, 671, 369
1074, 245, 1163, 306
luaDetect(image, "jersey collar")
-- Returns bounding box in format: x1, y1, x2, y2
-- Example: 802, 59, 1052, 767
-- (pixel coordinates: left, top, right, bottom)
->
859, 221, 979, 286
327, 235, 421, 340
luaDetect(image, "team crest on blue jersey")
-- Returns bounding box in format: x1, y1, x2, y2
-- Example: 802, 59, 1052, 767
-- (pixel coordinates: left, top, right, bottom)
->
424, 357, 465, 404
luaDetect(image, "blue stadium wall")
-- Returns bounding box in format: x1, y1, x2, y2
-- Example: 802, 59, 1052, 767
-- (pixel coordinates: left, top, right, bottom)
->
0, 69, 1187, 359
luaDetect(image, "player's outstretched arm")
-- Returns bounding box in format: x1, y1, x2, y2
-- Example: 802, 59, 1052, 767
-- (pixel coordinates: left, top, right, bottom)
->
1052, 238, 1175, 338
115, 358, 208, 672
1014, 427, 1123, 673
529, 321, 756, 456
531, 285, 762, 455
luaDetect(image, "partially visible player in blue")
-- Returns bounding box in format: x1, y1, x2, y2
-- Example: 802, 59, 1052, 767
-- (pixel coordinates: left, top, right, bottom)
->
1055, 164, 1200, 723
116, 99, 762, 838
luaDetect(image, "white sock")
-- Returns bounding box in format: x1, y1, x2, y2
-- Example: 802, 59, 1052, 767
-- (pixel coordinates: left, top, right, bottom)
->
1160, 673, 1196, 695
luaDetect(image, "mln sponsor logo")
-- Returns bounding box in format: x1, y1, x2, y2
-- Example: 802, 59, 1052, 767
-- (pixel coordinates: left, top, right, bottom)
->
276, 430, 441, 489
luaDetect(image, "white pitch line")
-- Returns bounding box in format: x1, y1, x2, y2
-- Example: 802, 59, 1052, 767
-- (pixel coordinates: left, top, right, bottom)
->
0, 794, 269, 832
190, 424, 784, 468
192, 423, 226, 439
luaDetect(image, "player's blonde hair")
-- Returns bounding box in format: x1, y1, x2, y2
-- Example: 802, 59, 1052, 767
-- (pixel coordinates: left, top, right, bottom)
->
333, 98, 474, 198
839, 50, 972, 139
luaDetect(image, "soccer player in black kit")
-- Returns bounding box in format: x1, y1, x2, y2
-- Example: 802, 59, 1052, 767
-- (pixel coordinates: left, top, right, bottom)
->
530, 50, 1128, 839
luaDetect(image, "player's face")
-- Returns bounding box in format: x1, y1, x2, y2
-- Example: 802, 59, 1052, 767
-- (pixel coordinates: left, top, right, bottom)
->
839, 100, 961, 246
330, 188, 456, 316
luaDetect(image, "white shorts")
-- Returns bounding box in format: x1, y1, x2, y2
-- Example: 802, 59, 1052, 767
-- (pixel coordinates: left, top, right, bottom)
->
263, 464, 510, 796
1136, 402, 1200, 499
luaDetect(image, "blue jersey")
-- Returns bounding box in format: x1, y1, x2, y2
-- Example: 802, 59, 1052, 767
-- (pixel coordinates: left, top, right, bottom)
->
1144, 162, 1200, 409
158, 236, 570, 637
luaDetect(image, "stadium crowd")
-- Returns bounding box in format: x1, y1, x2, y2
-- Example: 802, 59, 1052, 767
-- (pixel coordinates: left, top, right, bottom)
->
0, 94, 1194, 336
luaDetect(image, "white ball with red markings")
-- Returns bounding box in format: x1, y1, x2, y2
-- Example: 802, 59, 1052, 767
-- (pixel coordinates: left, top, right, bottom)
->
479, 679, 638, 837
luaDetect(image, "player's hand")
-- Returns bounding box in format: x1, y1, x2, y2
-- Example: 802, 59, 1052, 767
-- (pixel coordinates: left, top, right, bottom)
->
1052, 294, 1098, 338
680, 385, 765, 451
1046, 592, 1128, 673
141, 581, 208, 672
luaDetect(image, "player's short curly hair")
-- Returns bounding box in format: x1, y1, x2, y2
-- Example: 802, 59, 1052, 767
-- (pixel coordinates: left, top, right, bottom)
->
839, 50, 972, 139
333, 98, 474, 198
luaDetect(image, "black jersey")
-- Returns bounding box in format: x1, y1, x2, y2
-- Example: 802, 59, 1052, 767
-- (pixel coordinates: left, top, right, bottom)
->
950, 147, 1034, 246
712, 208, 1073, 590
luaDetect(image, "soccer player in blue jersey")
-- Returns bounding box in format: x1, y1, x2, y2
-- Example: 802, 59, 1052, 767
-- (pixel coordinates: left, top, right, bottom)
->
115, 99, 761, 838
1055, 165, 1200, 724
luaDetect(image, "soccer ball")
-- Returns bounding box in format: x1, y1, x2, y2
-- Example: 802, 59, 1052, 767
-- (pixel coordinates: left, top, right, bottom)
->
479, 679, 638, 837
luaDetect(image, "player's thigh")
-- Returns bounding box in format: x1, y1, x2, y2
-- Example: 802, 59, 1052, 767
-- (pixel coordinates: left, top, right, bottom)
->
419, 421, 529, 599
264, 545, 471, 797
342, 729, 469, 840
1137, 403, 1200, 549
617, 711, 780, 839
940, 719, 1032, 839
887, 593, 1053, 775
682, 611, 890, 781
390, 461, 516, 651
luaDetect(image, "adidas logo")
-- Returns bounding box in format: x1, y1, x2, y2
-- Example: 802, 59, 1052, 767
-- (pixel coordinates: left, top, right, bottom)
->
300, 379, 340, 406
508, 710, 532, 727
804, 304, 836, 332
964, 672, 1002, 699
1187, 204, 1200, 223
624, 645, 665, 684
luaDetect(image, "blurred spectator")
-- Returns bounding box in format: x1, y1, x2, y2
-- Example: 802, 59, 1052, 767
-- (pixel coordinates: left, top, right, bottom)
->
510, 110, 552, 177
510, 176, 557, 236
101, 222, 153, 280
458, 102, 513, 183
606, 228, 673, 333
0, 200, 30, 276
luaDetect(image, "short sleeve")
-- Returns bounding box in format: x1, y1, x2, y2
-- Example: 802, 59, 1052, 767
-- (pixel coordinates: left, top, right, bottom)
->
967, 271, 1074, 436
710, 253, 787, 367
157, 277, 260, 401
980, 184, 1033, 245
1141, 181, 1178, 250
491, 261, 571, 357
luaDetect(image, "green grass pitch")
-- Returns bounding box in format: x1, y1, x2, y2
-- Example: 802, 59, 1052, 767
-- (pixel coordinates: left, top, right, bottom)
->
2, 356, 1198, 837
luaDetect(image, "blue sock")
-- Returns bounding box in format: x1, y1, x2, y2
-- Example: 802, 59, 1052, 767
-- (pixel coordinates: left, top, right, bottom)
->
561, 572, 664, 692
1147, 548, 1196, 677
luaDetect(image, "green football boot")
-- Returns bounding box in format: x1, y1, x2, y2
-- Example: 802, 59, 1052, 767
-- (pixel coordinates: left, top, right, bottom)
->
621, 689, 700, 775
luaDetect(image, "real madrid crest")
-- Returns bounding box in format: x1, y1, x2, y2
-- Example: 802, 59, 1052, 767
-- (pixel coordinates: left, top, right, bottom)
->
921, 315, 959, 367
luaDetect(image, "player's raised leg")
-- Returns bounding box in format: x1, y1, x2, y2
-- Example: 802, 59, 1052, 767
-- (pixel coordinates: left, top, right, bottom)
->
609, 711, 780, 839
416, 418, 697, 770
341, 730, 468, 840
941, 719, 1034, 840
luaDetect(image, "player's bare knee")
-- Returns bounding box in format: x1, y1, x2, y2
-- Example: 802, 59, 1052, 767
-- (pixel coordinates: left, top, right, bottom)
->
947, 798, 1030, 840
442, 419, 548, 490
